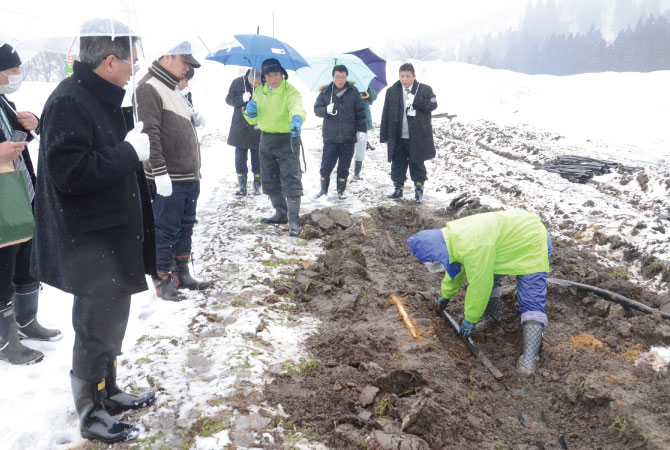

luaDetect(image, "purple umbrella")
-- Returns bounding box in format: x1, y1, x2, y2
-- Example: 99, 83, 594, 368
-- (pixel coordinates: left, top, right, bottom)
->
346, 48, 387, 93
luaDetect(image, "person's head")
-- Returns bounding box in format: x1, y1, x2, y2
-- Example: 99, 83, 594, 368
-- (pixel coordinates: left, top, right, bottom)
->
261, 58, 288, 89
406, 229, 462, 280
398, 62, 416, 89
247, 68, 262, 88
80, 35, 139, 88
0, 44, 22, 94
159, 41, 201, 80
332, 64, 348, 90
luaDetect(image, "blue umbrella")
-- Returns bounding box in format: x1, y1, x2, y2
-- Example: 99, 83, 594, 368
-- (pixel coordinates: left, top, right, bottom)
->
346, 48, 387, 93
206, 34, 309, 71
295, 53, 375, 93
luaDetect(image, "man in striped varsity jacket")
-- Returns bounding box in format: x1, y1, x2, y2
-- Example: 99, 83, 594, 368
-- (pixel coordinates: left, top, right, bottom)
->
136, 41, 208, 301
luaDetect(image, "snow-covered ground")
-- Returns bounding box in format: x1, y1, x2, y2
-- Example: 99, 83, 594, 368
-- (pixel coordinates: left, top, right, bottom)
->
2, 61, 670, 449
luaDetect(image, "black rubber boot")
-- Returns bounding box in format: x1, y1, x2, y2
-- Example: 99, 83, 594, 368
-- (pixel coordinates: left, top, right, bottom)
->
387, 182, 403, 199
173, 255, 210, 290
287, 196, 301, 237
151, 272, 184, 302
235, 174, 247, 196
252, 173, 262, 195
366, 141, 375, 151
261, 195, 288, 224
13, 282, 62, 341
103, 358, 156, 416
0, 302, 44, 365
337, 178, 348, 200
353, 161, 363, 180
414, 182, 424, 204
71, 371, 139, 444
313, 177, 329, 200
518, 320, 544, 375
474, 296, 502, 332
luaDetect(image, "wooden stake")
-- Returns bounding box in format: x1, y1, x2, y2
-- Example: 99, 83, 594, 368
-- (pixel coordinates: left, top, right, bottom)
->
360, 223, 367, 236
388, 294, 422, 340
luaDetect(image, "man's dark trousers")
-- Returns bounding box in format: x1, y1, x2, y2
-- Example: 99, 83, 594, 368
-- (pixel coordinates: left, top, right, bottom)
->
152, 181, 200, 272
235, 147, 260, 175
390, 138, 427, 184
320, 143, 355, 180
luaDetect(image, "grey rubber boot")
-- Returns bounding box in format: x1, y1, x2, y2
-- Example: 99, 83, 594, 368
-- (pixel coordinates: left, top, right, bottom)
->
388, 182, 403, 199
337, 178, 348, 200
151, 272, 184, 302
235, 174, 247, 196
103, 358, 156, 416
13, 282, 63, 341
70, 371, 139, 444
0, 302, 44, 365
518, 320, 544, 375
252, 173, 262, 195
474, 297, 502, 332
353, 161, 363, 180
314, 177, 329, 199
414, 181, 424, 204
287, 196, 301, 237
261, 195, 288, 224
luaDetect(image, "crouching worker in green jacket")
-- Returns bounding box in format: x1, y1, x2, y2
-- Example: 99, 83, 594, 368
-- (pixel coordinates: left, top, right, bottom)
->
407, 209, 552, 375
244, 58, 306, 237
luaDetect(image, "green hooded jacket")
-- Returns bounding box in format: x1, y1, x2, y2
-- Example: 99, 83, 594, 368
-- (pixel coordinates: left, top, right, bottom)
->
244, 78, 306, 133
440, 210, 550, 323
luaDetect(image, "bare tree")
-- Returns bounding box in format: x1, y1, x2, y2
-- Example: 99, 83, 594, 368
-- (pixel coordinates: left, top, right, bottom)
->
391, 41, 442, 61
22, 52, 68, 82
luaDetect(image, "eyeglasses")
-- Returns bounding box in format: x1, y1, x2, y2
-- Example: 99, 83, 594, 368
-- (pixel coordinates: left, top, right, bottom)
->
116, 56, 140, 73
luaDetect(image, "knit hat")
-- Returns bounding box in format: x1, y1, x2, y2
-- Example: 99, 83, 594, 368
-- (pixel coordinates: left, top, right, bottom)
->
0, 44, 22, 72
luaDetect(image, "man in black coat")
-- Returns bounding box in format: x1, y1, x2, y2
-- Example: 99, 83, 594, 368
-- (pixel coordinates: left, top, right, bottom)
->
380, 62, 437, 204
313, 64, 367, 200
0, 44, 61, 367
226, 68, 262, 196
31, 21, 156, 444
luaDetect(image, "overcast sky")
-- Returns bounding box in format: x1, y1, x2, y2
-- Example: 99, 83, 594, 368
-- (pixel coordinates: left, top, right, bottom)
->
2, 0, 532, 58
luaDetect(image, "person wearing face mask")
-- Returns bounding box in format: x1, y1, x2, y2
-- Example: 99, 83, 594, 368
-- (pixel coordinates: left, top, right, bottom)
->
244, 58, 306, 237
407, 209, 552, 376
0, 43, 62, 366
226, 68, 262, 196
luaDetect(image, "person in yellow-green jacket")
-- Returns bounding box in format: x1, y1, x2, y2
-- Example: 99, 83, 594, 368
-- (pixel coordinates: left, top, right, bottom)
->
244, 58, 306, 237
407, 209, 552, 375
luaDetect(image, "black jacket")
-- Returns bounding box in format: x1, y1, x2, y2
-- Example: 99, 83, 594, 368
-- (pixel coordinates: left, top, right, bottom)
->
0, 95, 37, 189
31, 61, 156, 296
380, 80, 437, 163
314, 82, 367, 144
225, 71, 261, 149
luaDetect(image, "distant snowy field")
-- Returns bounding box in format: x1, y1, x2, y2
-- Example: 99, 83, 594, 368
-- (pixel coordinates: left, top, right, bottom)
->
3, 61, 669, 449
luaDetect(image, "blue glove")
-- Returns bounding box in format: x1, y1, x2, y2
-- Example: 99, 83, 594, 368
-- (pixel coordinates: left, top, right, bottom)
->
460, 319, 474, 337
245, 100, 257, 118
290, 115, 303, 138
435, 296, 449, 312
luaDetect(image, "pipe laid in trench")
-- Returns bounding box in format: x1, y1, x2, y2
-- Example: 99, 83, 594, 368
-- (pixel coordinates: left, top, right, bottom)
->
548, 278, 670, 320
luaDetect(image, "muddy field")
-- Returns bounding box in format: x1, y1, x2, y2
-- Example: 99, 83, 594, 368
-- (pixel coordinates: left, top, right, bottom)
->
265, 201, 670, 450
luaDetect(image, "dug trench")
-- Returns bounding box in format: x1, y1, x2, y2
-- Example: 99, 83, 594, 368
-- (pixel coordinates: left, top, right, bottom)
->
265, 202, 670, 450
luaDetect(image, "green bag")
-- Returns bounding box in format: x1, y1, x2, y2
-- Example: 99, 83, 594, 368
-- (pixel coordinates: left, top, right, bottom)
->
0, 166, 34, 248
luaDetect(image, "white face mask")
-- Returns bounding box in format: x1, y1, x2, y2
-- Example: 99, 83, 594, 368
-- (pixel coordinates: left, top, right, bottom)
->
424, 261, 446, 274
0, 74, 22, 95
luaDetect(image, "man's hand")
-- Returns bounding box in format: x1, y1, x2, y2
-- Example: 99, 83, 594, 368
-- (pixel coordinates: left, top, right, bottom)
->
16, 112, 38, 132
460, 318, 474, 337
154, 174, 173, 197
192, 110, 206, 128
326, 103, 335, 115
124, 121, 150, 162
0, 140, 26, 164
245, 100, 257, 118
242, 92, 251, 103
290, 115, 303, 138
406, 93, 415, 105
435, 296, 449, 312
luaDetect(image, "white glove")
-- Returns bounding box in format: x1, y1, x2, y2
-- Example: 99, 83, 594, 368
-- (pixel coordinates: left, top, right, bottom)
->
326, 103, 335, 115
154, 173, 173, 197
406, 93, 415, 105
124, 121, 150, 162
192, 110, 206, 128
242, 92, 251, 103
357, 131, 367, 142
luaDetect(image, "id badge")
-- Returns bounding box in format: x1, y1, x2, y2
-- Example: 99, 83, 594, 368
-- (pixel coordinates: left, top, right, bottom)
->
407, 106, 417, 117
